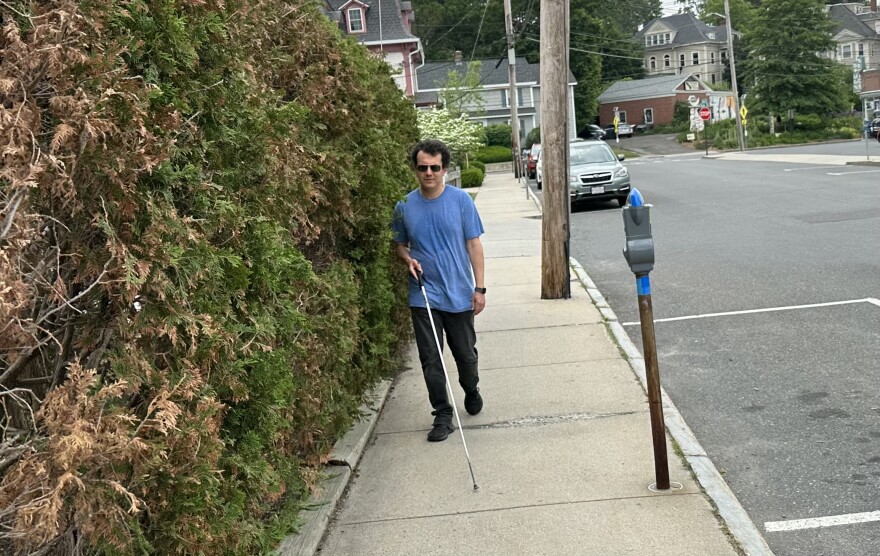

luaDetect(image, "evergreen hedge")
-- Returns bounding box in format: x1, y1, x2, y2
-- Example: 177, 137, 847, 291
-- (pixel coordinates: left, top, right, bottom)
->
461, 167, 485, 188
0, 1, 418, 553
474, 145, 513, 163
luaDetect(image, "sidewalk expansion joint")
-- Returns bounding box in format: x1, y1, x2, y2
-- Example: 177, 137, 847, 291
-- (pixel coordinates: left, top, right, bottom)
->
337, 491, 699, 527
480, 357, 624, 372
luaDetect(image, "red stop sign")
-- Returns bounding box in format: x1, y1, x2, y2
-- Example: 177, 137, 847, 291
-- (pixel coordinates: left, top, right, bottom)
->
699, 107, 711, 121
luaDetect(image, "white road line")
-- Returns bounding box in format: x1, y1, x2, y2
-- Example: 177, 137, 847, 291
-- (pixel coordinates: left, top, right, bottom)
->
621, 298, 874, 327
827, 169, 880, 176
867, 298, 880, 307
765, 510, 880, 532
783, 166, 843, 172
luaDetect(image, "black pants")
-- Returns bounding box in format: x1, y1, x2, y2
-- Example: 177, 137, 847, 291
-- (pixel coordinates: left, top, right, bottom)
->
411, 307, 479, 427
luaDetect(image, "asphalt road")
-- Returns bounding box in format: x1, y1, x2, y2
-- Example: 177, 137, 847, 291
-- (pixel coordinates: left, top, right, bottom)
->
529, 139, 880, 555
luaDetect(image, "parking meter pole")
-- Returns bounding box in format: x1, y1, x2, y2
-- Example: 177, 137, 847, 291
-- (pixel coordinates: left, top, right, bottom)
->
622, 188, 669, 491
635, 273, 670, 490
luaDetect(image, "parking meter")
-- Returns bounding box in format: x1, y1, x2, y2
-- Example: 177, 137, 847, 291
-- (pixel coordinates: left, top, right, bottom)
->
622, 188, 654, 275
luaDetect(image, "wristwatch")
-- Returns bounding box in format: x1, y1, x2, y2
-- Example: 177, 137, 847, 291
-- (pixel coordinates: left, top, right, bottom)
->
474, 287, 487, 294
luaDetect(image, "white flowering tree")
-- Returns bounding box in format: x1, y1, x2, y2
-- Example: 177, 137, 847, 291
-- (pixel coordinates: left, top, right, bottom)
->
416, 108, 485, 167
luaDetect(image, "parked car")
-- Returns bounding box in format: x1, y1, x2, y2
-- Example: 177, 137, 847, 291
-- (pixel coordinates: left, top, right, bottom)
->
527, 143, 541, 178
603, 123, 633, 139
579, 124, 605, 140
568, 139, 630, 207
634, 123, 651, 134
535, 147, 544, 188
521, 148, 530, 175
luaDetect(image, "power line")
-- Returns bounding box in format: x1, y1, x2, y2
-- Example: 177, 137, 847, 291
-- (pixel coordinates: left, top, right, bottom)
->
525, 36, 645, 60
470, 0, 492, 62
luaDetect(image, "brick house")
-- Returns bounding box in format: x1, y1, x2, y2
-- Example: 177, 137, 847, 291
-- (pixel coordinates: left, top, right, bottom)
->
635, 13, 735, 87
597, 73, 736, 128
324, 0, 423, 96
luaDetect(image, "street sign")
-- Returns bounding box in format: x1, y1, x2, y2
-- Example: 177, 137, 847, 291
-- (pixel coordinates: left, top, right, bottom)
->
693, 121, 704, 132
739, 105, 748, 119
687, 95, 699, 107
698, 107, 711, 121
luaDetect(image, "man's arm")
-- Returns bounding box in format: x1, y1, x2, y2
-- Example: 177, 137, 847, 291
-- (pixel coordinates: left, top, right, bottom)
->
395, 243, 422, 278
466, 237, 485, 315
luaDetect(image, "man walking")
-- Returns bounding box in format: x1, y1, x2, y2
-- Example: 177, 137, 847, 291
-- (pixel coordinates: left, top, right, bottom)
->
392, 139, 486, 442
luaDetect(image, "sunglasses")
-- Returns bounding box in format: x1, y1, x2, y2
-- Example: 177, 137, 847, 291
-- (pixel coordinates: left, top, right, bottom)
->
416, 164, 443, 173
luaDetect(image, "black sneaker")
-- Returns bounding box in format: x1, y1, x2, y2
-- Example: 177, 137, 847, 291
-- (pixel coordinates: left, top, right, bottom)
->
464, 388, 483, 415
427, 424, 453, 442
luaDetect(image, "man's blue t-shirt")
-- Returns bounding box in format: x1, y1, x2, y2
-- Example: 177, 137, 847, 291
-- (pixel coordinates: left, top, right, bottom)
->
392, 185, 485, 312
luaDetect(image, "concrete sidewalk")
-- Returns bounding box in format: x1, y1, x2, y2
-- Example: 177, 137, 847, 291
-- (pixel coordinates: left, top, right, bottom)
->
312, 172, 772, 556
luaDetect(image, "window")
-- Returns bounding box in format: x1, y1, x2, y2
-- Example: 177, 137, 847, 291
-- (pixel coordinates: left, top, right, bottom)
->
859, 43, 865, 57
347, 8, 364, 33
692, 52, 700, 65
649, 56, 657, 70
680, 54, 686, 67
644, 108, 654, 124
711, 74, 716, 84
843, 45, 852, 58
618, 111, 628, 123
710, 52, 716, 65
664, 54, 671, 68
501, 88, 525, 108
665, 33, 671, 43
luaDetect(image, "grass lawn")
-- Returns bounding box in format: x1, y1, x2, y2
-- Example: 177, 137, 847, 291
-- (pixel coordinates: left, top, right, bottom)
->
610, 146, 640, 159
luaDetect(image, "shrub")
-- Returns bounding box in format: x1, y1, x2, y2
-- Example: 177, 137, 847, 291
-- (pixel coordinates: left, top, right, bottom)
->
474, 145, 513, 163
461, 167, 485, 188
0, 0, 418, 554
526, 126, 541, 148
485, 124, 512, 147
467, 160, 486, 174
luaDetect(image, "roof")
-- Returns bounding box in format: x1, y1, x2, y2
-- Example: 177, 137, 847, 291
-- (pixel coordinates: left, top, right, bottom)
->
597, 73, 712, 103
328, 0, 418, 43
636, 13, 730, 46
416, 57, 575, 91
828, 4, 876, 39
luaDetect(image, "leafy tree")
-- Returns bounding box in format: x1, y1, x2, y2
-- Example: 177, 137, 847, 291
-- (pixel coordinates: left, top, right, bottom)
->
417, 108, 486, 163
742, 0, 848, 115
525, 126, 541, 147
442, 60, 485, 116
485, 124, 513, 147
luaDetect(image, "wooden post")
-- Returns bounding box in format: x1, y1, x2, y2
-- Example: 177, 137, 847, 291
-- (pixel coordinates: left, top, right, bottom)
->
539, 0, 570, 299
503, 0, 521, 179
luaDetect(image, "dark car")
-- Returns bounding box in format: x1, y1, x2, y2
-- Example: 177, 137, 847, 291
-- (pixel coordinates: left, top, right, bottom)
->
579, 124, 605, 140
527, 143, 541, 178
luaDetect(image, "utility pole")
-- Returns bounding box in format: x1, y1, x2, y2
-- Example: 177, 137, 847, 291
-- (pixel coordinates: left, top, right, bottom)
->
539, 0, 570, 299
724, 0, 745, 152
503, 0, 521, 178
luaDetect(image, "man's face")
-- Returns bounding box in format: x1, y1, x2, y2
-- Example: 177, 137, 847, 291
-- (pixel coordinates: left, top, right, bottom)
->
414, 151, 446, 194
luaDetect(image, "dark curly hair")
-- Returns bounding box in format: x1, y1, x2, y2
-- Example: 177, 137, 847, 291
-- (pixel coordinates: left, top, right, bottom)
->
410, 139, 450, 169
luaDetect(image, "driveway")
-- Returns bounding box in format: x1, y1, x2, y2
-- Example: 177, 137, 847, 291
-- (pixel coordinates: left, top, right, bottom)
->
613, 132, 694, 156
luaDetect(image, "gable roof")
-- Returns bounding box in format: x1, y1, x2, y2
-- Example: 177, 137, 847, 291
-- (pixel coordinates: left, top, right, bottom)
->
598, 73, 711, 103
328, 0, 418, 44
416, 57, 575, 91
636, 13, 730, 45
828, 4, 876, 39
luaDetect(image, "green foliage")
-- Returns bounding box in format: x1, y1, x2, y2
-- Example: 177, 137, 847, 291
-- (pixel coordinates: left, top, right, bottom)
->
485, 124, 513, 147
0, 0, 418, 553
461, 167, 485, 188
467, 160, 486, 174
743, 0, 847, 115
442, 61, 485, 116
474, 145, 514, 163
417, 108, 485, 165
526, 126, 541, 148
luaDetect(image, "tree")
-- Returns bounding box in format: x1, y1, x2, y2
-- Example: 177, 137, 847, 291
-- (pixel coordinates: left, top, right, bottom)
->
742, 0, 849, 116
441, 61, 485, 116
417, 108, 485, 164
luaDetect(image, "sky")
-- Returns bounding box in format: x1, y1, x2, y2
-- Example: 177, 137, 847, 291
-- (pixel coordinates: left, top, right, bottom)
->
661, 0, 679, 16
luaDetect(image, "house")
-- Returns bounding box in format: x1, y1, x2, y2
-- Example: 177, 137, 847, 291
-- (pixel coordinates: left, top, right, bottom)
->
597, 73, 736, 128
827, 2, 880, 71
415, 53, 579, 141
324, 0, 423, 95
635, 13, 734, 87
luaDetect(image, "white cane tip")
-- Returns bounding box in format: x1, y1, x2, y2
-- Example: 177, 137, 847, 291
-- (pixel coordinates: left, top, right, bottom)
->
473, 484, 480, 491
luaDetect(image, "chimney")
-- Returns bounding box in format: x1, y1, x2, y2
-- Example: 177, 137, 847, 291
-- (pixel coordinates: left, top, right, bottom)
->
454, 50, 462, 65
873, 0, 878, 13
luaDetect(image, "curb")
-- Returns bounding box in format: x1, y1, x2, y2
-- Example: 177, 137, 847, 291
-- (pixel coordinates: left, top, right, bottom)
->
276, 380, 393, 555
568, 259, 774, 556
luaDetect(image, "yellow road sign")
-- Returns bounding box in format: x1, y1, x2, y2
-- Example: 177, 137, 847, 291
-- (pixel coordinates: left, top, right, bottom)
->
739, 105, 748, 119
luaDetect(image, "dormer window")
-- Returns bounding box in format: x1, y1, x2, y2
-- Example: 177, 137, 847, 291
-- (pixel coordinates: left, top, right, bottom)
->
347, 7, 365, 33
